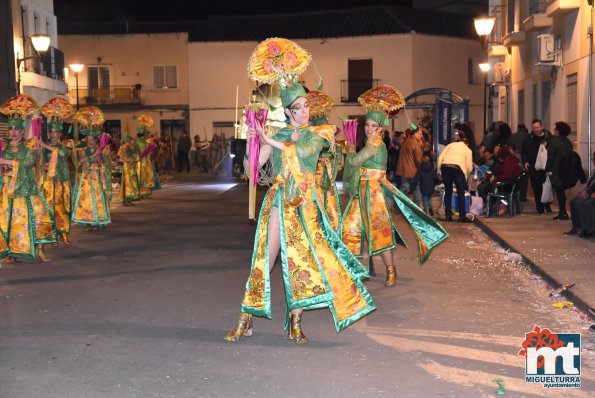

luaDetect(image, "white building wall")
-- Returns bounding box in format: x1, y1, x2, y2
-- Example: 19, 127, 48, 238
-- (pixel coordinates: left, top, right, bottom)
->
59, 32, 189, 136
507, 4, 593, 169
12, 0, 66, 106
189, 34, 484, 141
411, 33, 485, 139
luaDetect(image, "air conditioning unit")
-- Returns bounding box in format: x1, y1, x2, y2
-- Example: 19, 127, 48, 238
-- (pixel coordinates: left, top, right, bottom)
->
494, 62, 507, 83
537, 34, 556, 63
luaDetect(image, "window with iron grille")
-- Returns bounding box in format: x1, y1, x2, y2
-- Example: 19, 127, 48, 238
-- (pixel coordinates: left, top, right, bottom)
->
153, 65, 177, 89
21, 5, 29, 38
528, 0, 547, 15
499, 92, 507, 123
88, 66, 110, 89
541, 80, 551, 129
507, 0, 515, 34
566, 73, 577, 138
345, 59, 373, 102
518, 89, 525, 127
468, 58, 479, 85
34, 11, 41, 34
532, 84, 537, 120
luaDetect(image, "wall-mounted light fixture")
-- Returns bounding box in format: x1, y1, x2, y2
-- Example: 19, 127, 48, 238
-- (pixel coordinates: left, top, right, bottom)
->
16, 33, 51, 94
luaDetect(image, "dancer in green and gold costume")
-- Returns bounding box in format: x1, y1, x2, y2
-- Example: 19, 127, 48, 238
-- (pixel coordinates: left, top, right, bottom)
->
117, 134, 141, 205
308, 90, 344, 231
71, 107, 111, 231
135, 114, 159, 198
225, 38, 375, 344
0, 94, 58, 262
342, 85, 448, 286
39, 97, 75, 245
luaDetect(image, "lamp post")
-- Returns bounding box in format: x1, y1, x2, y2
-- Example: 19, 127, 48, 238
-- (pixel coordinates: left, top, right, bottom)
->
474, 16, 496, 135
479, 63, 491, 135
16, 33, 51, 94
69, 63, 84, 109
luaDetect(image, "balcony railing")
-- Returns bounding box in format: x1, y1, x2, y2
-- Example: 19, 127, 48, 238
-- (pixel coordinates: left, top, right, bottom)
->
488, 5, 504, 46
21, 40, 65, 80
69, 85, 142, 105
529, 0, 547, 15
546, 0, 581, 17
340, 79, 380, 102
507, 0, 515, 35
523, 0, 552, 31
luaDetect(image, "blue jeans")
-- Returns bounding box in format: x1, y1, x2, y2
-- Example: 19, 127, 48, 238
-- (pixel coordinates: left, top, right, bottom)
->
422, 193, 433, 213
400, 176, 422, 206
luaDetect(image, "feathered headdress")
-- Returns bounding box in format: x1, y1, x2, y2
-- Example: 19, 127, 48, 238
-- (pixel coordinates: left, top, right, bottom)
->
307, 90, 334, 126
0, 94, 39, 129
247, 37, 312, 108
137, 113, 153, 136
74, 106, 105, 137
41, 97, 74, 131
358, 85, 405, 126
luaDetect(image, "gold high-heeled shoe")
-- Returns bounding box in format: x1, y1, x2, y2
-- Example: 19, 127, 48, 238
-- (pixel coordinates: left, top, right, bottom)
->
287, 312, 308, 344
385, 265, 397, 287
61, 233, 71, 245
36, 245, 50, 262
224, 313, 253, 342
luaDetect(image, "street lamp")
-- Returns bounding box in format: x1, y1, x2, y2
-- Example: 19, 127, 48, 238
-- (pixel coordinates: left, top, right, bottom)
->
479, 63, 491, 135
474, 16, 496, 48
69, 63, 84, 109
475, 16, 496, 135
16, 33, 51, 94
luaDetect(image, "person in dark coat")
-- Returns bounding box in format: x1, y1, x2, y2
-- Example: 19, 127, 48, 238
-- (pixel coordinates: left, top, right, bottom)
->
522, 119, 552, 214
419, 141, 436, 215
565, 151, 595, 238
493, 122, 512, 155
176, 131, 192, 173
477, 146, 522, 205
546, 121, 574, 220
507, 124, 529, 201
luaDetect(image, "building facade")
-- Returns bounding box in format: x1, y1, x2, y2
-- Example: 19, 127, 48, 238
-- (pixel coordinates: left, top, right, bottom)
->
57, 5, 487, 146
11, 0, 66, 105
1, 0, 66, 136
188, 5, 486, 144
189, 34, 486, 142
486, 0, 594, 167
58, 32, 189, 142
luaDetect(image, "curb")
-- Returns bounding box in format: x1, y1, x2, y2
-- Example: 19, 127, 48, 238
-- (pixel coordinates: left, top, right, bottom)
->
473, 216, 595, 322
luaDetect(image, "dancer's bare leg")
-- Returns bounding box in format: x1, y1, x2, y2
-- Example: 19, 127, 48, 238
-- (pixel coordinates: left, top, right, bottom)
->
267, 206, 281, 272
224, 206, 281, 342
379, 249, 395, 267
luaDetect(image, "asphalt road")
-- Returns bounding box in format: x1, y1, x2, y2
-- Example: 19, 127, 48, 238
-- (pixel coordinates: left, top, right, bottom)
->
0, 176, 593, 398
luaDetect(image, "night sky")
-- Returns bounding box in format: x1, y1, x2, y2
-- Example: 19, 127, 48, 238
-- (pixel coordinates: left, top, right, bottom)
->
54, 0, 413, 22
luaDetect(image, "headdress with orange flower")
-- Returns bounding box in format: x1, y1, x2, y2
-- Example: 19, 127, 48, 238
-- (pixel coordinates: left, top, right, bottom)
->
137, 113, 153, 136
74, 106, 105, 137
358, 85, 405, 126
248, 37, 312, 108
0, 94, 39, 129
307, 90, 334, 126
41, 97, 74, 131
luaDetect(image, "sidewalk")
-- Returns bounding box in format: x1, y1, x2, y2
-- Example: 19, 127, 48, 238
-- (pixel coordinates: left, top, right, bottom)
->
473, 202, 595, 321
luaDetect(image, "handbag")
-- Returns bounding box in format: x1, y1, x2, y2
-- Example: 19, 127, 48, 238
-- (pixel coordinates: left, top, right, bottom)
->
534, 143, 547, 171
541, 175, 553, 203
